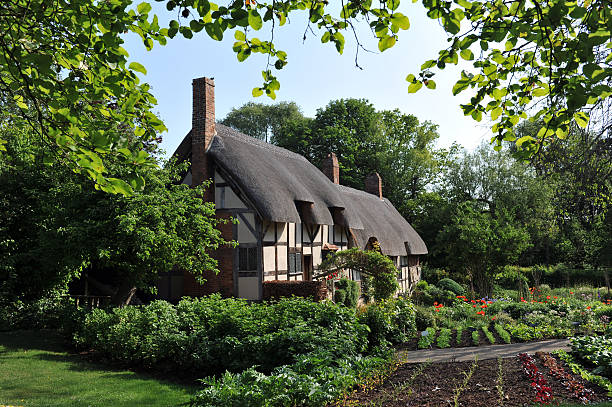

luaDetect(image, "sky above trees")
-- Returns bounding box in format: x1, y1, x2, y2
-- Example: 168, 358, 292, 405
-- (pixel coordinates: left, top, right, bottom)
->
122, 2, 489, 157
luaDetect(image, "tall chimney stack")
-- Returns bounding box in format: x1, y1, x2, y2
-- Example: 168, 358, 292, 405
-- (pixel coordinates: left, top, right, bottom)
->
365, 173, 383, 199
321, 153, 340, 184
191, 77, 215, 191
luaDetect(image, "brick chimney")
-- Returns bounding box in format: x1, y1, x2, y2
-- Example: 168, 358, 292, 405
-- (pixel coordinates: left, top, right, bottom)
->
191, 77, 215, 191
321, 153, 340, 184
365, 173, 383, 199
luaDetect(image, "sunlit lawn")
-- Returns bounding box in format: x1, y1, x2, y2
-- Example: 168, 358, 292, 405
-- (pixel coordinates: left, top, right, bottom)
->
0, 330, 196, 407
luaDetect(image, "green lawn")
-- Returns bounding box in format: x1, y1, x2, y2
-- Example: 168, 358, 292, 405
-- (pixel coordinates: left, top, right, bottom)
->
0, 330, 196, 407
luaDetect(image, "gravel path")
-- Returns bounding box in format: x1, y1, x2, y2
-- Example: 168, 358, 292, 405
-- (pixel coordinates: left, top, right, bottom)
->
398, 338, 571, 362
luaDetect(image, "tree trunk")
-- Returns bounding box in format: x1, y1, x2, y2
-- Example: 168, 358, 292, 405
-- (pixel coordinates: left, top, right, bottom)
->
112, 280, 137, 306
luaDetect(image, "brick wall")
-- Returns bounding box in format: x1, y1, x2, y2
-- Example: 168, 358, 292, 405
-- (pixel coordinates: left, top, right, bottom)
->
191, 77, 215, 201
262, 280, 328, 301
183, 212, 234, 297
364, 172, 382, 199
183, 78, 235, 297
321, 152, 339, 184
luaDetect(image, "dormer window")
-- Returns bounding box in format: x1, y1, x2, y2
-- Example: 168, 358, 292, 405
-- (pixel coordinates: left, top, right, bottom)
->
329, 206, 346, 226
295, 200, 315, 224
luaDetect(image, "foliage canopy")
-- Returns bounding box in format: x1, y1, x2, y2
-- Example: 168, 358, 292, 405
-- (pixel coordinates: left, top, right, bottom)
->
2, 0, 610, 189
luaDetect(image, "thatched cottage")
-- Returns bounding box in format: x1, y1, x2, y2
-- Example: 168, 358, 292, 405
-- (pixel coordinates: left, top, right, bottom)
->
158, 77, 427, 301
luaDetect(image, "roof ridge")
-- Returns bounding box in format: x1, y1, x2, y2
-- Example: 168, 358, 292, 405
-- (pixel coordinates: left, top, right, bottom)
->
216, 123, 309, 162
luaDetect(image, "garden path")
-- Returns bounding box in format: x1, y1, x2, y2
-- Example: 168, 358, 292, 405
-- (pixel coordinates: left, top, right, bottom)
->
397, 339, 570, 363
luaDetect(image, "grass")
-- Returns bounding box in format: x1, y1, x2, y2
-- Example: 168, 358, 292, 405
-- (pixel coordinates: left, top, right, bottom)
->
0, 330, 196, 407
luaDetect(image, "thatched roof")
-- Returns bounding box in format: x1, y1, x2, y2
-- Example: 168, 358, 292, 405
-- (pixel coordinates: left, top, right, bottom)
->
336, 185, 428, 256
173, 123, 427, 256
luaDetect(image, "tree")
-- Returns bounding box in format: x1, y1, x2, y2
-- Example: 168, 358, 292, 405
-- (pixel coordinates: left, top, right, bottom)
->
0, 124, 231, 305
436, 202, 531, 296
3, 0, 609, 191
0, 0, 168, 194
271, 99, 444, 216
519, 121, 611, 266
221, 101, 304, 142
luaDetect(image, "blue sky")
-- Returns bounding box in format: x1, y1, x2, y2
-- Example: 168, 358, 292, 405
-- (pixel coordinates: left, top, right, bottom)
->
124, 3, 492, 157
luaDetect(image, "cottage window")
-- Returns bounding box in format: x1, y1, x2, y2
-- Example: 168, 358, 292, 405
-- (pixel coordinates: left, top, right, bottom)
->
400, 256, 408, 267
239, 247, 258, 271
288, 252, 302, 275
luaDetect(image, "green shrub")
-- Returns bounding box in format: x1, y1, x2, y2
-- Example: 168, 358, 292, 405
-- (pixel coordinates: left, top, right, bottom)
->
421, 266, 449, 284
416, 280, 429, 290
191, 350, 392, 407
0, 295, 82, 332
494, 266, 530, 292
357, 297, 417, 347
334, 289, 347, 305
488, 301, 548, 319
456, 326, 464, 345
437, 278, 465, 296
335, 278, 360, 308
417, 327, 436, 349
412, 284, 455, 306
594, 306, 612, 322
73, 295, 369, 375
415, 305, 435, 331
571, 335, 612, 377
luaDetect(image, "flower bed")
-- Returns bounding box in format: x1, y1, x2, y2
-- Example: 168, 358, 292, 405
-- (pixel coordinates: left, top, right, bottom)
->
518, 352, 553, 404
535, 351, 596, 403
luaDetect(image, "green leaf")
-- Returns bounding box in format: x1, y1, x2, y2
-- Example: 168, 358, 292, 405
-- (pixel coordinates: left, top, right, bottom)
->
390, 13, 410, 30
425, 80, 436, 89
252, 87, 264, 97
378, 36, 396, 52
129, 62, 147, 75
460, 49, 474, 61
388, 0, 400, 10
452, 79, 470, 95
107, 178, 134, 196
407, 81, 423, 93
248, 9, 263, 30
205, 22, 223, 40
491, 106, 502, 121
573, 112, 589, 128
137, 2, 152, 14
234, 30, 246, 41
532, 88, 549, 97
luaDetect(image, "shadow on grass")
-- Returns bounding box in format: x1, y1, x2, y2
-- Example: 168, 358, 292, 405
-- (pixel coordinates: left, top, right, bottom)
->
0, 330, 200, 392
0, 329, 68, 353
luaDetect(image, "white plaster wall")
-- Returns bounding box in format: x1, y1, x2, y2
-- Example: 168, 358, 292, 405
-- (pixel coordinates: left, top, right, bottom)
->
288, 223, 295, 247
225, 187, 247, 208
263, 221, 275, 241
278, 244, 287, 270
237, 213, 256, 244
277, 223, 287, 243
263, 246, 276, 272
